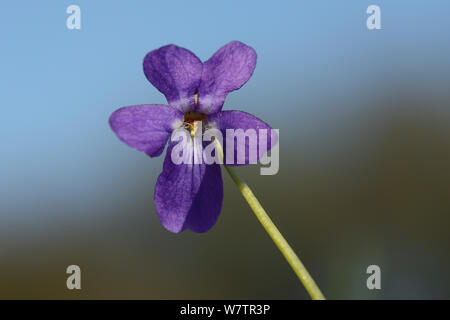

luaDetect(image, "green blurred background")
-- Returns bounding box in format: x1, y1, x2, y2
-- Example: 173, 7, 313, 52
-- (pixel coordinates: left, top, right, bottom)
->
1, 0, 449, 299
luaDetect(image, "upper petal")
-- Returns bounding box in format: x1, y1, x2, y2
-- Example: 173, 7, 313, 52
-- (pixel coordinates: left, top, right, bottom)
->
143, 45, 203, 112
197, 41, 257, 114
154, 141, 223, 233
109, 104, 183, 157
208, 110, 277, 166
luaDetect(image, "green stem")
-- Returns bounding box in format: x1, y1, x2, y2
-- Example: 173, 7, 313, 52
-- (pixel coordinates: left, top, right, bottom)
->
223, 166, 325, 300
215, 141, 325, 299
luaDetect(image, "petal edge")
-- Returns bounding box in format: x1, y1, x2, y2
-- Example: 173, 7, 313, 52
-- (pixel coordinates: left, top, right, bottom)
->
143, 45, 203, 112
109, 104, 183, 157
197, 41, 257, 114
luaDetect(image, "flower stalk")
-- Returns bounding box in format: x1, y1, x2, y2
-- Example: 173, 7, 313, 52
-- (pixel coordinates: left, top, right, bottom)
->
216, 141, 325, 300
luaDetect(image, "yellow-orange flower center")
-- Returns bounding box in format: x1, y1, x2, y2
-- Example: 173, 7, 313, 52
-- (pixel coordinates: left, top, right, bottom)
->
184, 111, 205, 137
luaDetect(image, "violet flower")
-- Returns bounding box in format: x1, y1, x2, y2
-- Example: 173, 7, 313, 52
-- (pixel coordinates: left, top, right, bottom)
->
109, 41, 325, 300
109, 41, 274, 233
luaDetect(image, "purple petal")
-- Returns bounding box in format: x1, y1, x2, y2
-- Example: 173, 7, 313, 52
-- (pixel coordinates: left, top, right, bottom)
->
109, 104, 183, 157
143, 45, 203, 112
197, 41, 257, 114
183, 163, 223, 233
154, 141, 223, 233
208, 110, 277, 165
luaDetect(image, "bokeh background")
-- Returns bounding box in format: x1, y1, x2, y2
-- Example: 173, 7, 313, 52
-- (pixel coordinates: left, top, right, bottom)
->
1, 0, 449, 299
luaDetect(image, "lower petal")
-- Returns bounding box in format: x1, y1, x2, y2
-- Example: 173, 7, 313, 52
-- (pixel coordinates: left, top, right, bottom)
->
154, 142, 223, 233
184, 164, 223, 233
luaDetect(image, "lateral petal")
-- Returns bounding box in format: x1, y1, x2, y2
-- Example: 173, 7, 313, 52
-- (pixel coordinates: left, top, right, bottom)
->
109, 104, 183, 157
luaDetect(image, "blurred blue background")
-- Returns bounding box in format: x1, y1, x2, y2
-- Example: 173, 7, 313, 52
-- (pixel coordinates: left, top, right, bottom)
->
1, 0, 450, 299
